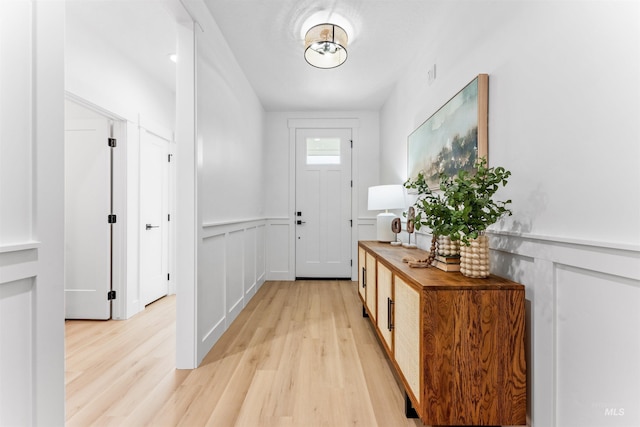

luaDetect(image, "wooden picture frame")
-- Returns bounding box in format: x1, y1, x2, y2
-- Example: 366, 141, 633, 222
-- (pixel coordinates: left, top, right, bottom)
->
407, 74, 488, 189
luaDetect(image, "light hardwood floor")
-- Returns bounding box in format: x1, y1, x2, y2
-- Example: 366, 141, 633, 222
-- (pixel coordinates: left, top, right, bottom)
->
65, 281, 424, 426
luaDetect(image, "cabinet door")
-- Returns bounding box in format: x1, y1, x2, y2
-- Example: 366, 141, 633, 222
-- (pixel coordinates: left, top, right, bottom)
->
365, 252, 377, 320
357, 247, 366, 303
376, 262, 393, 352
394, 277, 421, 405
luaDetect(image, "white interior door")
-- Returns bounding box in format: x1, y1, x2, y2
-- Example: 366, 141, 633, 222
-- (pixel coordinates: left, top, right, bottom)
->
140, 130, 170, 306
64, 119, 112, 320
295, 128, 352, 278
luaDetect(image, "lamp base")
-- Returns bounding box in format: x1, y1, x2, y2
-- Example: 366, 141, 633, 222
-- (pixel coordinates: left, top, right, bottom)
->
376, 212, 396, 242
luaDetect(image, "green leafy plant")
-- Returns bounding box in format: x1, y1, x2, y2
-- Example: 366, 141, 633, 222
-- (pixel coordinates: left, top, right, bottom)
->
404, 157, 512, 246
403, 173, 452, 237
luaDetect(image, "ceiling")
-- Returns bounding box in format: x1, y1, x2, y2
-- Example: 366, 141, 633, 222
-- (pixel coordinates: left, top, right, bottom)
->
66, 0, 446, 112
203, 0, 444, 111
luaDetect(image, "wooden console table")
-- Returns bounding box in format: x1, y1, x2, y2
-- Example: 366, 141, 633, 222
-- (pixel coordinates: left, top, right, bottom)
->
358, 240, 527, 426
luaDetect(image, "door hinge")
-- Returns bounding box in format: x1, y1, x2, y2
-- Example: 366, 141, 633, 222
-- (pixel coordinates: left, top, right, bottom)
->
350, 219, 353, 227
350, 259, 353, 266
168, 153, 173, 162
350, 180, 353, 187
107, 290, 116, 300
350, 140, 353, 148
168, 214, 171, 221
167, 273, 170, 281
108, 138, 117, 148
108, 214, 117, 224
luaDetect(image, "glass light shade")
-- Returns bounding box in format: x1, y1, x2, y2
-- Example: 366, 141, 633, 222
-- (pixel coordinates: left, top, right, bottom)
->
368, 185, 406, 211
304, 23, 348, 69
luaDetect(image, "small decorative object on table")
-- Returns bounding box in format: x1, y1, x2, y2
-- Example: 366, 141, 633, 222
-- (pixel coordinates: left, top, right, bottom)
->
437, 235, 460, 256
433, 235, 461, 271
402, 255, 431, 268
402, 207, 417, 249
459, 234, 489, 277
390, 218, 402, 246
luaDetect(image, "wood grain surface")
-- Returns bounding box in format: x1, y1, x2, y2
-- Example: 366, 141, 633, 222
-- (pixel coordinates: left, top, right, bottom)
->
359, 240, 527, 426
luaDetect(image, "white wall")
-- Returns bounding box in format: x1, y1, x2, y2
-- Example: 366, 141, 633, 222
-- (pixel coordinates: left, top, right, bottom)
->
65, 6, 175, 129
264, 111, 380, 280
379, 2, 640, 426
177, 0, 267, 367
0, 1, 65, 424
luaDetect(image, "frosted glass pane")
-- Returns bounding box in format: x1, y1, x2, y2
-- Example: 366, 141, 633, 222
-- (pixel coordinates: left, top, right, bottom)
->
307, 137, 340, 164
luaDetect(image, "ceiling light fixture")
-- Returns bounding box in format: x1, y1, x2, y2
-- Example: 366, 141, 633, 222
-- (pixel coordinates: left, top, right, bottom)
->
304, 23, 348, 69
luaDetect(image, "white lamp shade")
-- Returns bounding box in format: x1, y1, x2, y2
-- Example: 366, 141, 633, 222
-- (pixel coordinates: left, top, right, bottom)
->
368, 185, 406, 211
368, 185, 406, 242
304, 23, 348, 69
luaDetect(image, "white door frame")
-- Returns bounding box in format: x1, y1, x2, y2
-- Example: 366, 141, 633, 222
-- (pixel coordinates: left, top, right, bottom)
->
287, 118, 361, 282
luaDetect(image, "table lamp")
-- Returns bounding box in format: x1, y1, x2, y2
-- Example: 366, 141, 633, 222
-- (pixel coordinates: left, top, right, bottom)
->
368, 185, 406, 242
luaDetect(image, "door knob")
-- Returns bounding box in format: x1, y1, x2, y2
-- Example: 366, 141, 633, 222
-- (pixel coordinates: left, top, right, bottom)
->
145, 224, 159, 230
296, 220, 306, 225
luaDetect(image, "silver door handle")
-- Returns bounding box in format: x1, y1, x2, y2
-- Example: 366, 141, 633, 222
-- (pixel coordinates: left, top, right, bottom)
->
145, 224, 159, 230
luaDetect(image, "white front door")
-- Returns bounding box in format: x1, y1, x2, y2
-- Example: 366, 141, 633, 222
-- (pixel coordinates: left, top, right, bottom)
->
64, 119, 112, 319
295, 128, 352, 278
140, 130, 170, 306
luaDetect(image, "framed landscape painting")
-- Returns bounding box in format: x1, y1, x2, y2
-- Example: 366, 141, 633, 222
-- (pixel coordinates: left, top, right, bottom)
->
407, 74, 488, 189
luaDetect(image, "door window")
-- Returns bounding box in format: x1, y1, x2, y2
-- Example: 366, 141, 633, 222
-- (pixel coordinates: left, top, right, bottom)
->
306, 137, 341, 165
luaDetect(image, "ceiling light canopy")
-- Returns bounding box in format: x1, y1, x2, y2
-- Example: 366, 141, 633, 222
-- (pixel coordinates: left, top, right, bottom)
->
304, 23, 348, 69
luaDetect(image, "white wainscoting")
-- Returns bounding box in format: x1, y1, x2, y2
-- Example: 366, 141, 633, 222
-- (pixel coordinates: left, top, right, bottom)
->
356, 218, 377, 239
356, 217, 377, 280
197, 219, 266, 362
266, 217, 378, 281
0, 244, 38, 426
488, 232, 640, 427
266, 218, 292, 280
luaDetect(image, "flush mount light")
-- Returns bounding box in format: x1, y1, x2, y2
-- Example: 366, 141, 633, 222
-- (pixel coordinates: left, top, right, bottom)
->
304, 23, 348, 69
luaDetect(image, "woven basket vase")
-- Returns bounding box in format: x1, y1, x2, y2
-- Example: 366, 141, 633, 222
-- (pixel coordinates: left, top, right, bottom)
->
459, 235, 490, 278
437, 235, 460, 256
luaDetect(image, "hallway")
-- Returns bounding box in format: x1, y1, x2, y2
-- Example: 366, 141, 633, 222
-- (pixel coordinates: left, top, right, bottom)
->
65, 281, 423, 426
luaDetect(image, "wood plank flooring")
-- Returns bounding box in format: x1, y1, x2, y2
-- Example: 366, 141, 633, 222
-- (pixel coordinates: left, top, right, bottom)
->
65, 281, 424, 427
